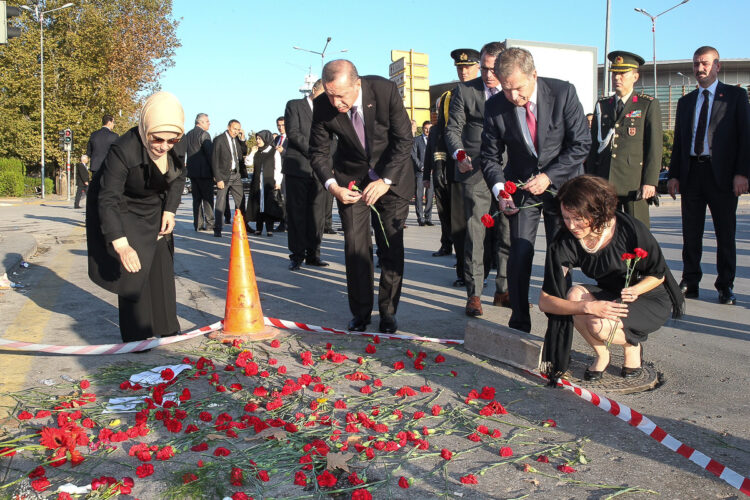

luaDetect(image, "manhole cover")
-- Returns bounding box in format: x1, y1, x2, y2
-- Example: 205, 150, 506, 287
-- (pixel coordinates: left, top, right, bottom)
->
567, 353, 658, 394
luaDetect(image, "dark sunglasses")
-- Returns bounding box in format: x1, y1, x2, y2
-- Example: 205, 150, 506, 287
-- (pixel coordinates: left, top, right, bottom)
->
149, 136, 181, 145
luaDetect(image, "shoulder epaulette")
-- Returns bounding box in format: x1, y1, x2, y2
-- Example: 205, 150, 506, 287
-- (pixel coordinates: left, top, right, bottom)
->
637, 92, 654, 100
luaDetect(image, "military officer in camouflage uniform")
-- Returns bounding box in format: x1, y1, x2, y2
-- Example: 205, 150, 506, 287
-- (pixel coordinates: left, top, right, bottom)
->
587, 50, 663, 227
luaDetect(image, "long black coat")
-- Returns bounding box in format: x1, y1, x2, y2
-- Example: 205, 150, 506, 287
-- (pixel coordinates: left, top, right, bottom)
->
246, 147, 283, 221
86, 127, 185, 300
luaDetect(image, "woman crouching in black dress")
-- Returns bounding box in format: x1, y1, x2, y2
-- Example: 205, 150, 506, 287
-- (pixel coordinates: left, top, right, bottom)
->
539, 175, 684, 381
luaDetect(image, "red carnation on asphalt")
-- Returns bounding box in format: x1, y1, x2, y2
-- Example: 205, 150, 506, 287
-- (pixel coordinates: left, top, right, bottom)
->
536, 455, 549, 463
270, 339, 281, 348
17, 411, 33, 420
543, 419, 557, 427
213, 447, 231, 457
500, 446, 513, 457
156, 446, 174, 461
348, 471, 365, 485
431, 405, 442, 416
79, 380, 91, 389
182, 473, 198, 484
558, 464, 577, 474
393, 361, 404, 370
365, 344, 376, 354
294, 470, 307, 486
257, 470, 270, 482
135, 463, 154, 478
31, 477, 51, 492
352, 489, 372, 500
435, 354, 446, 363
395, 386, 417, 397
460, 474, 478, 484
398, 476, 410, 488
230, 467, 244, 486
440, 448, 453, 460
317, 470, 337, 488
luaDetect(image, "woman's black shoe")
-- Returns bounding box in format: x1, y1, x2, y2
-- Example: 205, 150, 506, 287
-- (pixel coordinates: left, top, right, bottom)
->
583, 368, 604, 381
621, 366, 643, 378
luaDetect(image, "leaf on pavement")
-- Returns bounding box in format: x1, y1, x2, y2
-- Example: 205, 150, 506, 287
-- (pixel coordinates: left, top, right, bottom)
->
326, 451, 354, 472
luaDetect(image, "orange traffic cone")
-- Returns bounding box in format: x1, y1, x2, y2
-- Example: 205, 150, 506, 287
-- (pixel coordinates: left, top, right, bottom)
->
209, 210, 278, 342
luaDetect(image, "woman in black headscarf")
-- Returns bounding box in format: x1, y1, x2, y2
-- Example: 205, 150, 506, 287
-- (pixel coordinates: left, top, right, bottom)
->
245, 130, 283, 236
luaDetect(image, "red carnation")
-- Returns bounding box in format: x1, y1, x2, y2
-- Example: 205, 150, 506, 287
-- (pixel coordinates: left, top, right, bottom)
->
79, 380, 90, 389
504, 180, 517, 194
440, 448, 453, 460
456, 150, 467, 162
460, 474, 478, 484
31, 477, 51, 492
213, 446, 231, 457
360, 385, 372, 394
352, 489, 372, 500
481, 213, 495, 228
634, 247, 648, 259
135, 463, 154, 478
17, 411, 33, 420
621, 252, 636, 261
156, 446, 174, 461
257, 469, 270, 482
294, 470, 307, 486
230, 467, 244, 486
348, 471, 365, 485
431, 404, 442, 416
435, 354, 445, 363
536, 454, 549, 463
499, 446, 513, 457
317, 470, 337, 488
183, 473, 198, 484
557, 464, 576, 474
160, 368, 174, 381
365, 344, 376, 354
393, 361, 404, 370
398, 476, 410, 488
348, 180, 357, 191
499, 189, 511, 199
270, 339, 281, 348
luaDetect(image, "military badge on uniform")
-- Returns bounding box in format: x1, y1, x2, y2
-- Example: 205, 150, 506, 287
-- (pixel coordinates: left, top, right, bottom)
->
628, 127, 636, 136
626, 110, 642, 118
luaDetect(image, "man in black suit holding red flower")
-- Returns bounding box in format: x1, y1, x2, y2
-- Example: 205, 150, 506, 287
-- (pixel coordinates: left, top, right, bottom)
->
480, 47, 590, 333
309, 59, 414, 334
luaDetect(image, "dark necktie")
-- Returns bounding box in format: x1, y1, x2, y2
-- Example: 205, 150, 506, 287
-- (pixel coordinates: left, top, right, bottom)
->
616, 98, 624, 119
350, 106, 366, 150
229, 136, 236, 171
488, 87, 498, 98
694, 89, 710, 156
525, 101, 537, 151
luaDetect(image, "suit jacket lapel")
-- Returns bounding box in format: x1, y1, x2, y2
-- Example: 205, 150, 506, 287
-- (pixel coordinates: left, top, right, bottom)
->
708, 82, 725, 147
685, 89, 699, 139
536, 78, 552, 155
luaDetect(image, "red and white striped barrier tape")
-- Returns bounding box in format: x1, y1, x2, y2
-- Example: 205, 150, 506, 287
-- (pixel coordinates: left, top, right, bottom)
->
535, 372, 750, 496
0, 317, 463, 355
264, 316, 465, 345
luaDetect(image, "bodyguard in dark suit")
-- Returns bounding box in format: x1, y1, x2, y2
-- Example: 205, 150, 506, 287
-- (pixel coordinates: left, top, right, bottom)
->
310, 60, 414, 334
668, 46, 750, 305
587, 51, 662, 227
411, 121, 434, 225
212, 119, 247, 237
183, 113, 214, 231
446, 41, 511, 317
481, 47, 590, 332
284, 80, 329, 270
74, 154, 90, 209
86, 114, 119, 174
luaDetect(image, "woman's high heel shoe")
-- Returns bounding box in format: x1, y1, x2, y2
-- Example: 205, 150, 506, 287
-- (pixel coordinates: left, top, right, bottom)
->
621, 344, 644, 378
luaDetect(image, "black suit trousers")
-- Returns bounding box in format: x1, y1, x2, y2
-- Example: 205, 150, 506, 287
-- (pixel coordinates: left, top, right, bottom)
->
190, 177, 215, 229
338, 191, 409, 320
450, 182, 466, 281
508, 191, 563, 332
432, 162, 452, 252
415, 171, 434, 223
214, 173, 245, 233
680, 158, 738, 289
286, 175, 326, 262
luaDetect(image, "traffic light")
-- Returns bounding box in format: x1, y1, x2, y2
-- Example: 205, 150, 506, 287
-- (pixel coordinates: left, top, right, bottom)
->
59, 128, 73, 152
1, 1, 23, 45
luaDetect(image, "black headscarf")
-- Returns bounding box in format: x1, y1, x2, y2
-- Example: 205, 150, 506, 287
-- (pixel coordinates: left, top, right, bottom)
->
255, 130, 274, 151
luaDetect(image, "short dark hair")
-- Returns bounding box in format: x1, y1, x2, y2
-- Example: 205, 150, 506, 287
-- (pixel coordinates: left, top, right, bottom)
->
322, 59, 359, 85
694, 46, 720, 62
480, 41, 506, 59
556, 175, 618, 234
312, 79, 324, 94
228, 119, 240, 127
496, 47, 535, 79
422, 120, 431, 128
102, 114, 114, 126
276, 117, 284, 123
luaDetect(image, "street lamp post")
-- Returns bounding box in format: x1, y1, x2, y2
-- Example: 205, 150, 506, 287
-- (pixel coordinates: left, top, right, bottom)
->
293, 36, 349, 76
634, 0, 690, 99
20, 2, 74, 199
676, 71, 691, 87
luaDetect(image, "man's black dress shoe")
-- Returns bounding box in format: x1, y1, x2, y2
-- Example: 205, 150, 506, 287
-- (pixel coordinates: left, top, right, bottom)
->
379, 316, 397, 333
425, 220, 434, 226
418, 221, 425, 226
213, 232, 222, 238
305, 258, 329, 267
276, 223, 286, 232
323, 228, 337, 235
432, 248, 451, 257
347, 317, 369, 332
718, 287, 736, 305
678, 280, 698, 298
289, 260, 301, 271
452, 278, 465, 287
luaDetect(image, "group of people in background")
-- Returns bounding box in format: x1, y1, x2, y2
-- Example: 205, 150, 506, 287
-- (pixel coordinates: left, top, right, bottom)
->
82, 43, 748, 383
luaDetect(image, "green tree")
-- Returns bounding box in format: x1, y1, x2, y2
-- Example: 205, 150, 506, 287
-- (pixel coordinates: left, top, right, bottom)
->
662, 130, 674, 169
0, 0, 180, 178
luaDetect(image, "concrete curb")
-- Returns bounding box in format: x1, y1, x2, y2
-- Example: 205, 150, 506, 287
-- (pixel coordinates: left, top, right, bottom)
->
0, 232, 38, 276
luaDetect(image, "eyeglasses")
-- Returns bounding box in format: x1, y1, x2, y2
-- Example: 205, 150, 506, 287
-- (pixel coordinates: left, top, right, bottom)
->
480, 66, 496, 74
149, 136, 181, 145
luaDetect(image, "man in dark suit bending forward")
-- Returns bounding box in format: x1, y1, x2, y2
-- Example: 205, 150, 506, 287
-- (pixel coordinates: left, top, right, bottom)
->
310, 60, 414, 334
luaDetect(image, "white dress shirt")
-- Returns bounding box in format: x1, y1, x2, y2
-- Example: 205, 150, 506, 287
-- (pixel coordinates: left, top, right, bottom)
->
690, 79, 718, 156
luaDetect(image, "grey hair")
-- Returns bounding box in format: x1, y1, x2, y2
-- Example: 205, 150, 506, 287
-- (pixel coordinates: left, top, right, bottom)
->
322, 59, 359, 85
495, 47, 536, 79
195, 113, 208, 125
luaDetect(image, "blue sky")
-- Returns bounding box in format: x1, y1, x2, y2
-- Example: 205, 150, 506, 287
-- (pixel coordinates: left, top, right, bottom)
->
160, 0, 747, 137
